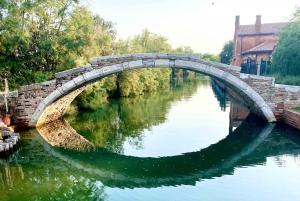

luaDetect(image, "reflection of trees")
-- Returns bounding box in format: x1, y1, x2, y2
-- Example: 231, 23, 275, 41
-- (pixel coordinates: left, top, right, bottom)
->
65, 76, 210, 153
0, 131, 108, 201
1, 115, 300, 200
39, 114, 300, 189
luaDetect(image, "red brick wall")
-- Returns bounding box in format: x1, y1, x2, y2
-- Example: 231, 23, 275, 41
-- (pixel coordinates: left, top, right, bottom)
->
284, 109, 300, 130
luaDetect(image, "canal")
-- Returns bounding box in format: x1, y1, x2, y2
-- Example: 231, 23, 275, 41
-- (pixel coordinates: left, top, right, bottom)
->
1, 75, 300, 201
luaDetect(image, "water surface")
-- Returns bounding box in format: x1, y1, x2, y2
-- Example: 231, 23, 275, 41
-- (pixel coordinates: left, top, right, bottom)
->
1, 76, 300, 201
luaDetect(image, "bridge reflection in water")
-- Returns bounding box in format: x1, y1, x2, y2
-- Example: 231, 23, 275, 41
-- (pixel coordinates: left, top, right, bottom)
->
1, 80, 300, 200
2, 113, 300, 194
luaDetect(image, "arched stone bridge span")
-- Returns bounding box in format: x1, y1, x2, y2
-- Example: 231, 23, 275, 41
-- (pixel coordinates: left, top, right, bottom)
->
10, 53, 300, 127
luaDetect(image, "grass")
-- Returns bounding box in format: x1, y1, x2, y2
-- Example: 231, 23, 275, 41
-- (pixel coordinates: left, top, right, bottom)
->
271, 74, 300, 86
293, 107, 300, 113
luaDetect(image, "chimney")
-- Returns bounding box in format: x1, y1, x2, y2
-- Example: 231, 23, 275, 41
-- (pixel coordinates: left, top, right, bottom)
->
255, 15, 261, 33
233, 15, 240, 64
235, 15, 240, 29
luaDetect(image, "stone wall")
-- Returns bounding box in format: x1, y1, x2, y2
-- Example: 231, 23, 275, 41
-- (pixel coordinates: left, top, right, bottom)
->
284, 109, 300, 130
240, 74, 300, 120
0, 92, 18, 116
13, 80, 56, 127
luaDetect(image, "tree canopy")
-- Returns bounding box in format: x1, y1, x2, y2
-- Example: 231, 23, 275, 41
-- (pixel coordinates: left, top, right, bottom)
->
219, 40, 233, 65
200, 53, 220, 62
74, 29, 196, 110
0, 0, 225, 111
0, 0, 115, 89
271, 6, 300, 76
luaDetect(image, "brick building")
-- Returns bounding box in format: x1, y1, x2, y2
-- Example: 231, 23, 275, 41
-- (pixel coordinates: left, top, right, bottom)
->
232, 15, 287, 75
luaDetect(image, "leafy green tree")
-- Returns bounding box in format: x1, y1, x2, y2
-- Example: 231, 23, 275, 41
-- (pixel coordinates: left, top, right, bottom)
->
174, 46, 194, 54
75, 29, 199, 110
76, 29, 176, 110
219, 40, 233, 64
0, 0, 80, 88
271, 6, 300, 76
200, 53, 220, 62
0, 0, 115, 89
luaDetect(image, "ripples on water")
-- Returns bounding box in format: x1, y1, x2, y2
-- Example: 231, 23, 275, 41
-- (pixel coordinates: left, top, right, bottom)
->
1, 76, 300, 201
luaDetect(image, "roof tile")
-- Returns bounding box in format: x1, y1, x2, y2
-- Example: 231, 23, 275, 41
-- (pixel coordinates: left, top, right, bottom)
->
242, 39, 278, 54
238, 22, 287, 36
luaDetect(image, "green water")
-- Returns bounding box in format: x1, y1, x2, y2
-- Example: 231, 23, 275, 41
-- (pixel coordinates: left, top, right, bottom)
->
1, 76, 300, 201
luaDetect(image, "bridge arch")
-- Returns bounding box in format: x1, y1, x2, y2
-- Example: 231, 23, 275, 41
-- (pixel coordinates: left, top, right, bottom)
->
28, 53, 276, 127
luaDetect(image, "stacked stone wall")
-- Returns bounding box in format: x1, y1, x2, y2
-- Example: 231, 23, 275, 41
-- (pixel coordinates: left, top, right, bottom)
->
240, 74, 300, 121
0, 92, 18, 116
14, 80, 57, 126
284, 109, 300, 130
275, 85, 300, 109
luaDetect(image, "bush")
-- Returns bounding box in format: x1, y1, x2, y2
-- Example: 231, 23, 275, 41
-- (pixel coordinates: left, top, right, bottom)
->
293, 107, 300, 113
272, 74, 300, 86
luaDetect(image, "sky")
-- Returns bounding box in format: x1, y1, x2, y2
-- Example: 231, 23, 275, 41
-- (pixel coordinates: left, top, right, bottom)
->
86, 0, 299, 54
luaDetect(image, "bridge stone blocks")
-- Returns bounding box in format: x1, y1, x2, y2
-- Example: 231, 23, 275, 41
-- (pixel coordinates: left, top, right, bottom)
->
240, 74, 300, 120
11, 80, 56, 127
4, 53, 300, 128
33, 87, 84, 127
284, 109, 300, 130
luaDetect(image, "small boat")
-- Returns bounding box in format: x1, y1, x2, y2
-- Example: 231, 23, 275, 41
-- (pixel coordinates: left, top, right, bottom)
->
0, 127, 20, 157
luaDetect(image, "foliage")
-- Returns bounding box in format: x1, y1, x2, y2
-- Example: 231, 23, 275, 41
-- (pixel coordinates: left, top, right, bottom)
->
271, 74, 300, 86
74, 76, 116, 110
293, 107, 300, 113
200, 53, 220, 62
219, 40, 233, 64
66, 76, 209, 153
0, 0, 115, 89
0, 1, 200, 111
174, 46, 194, 54
271, 6, 300, 76
75, 29, 196, 110
113, 29, 173, 54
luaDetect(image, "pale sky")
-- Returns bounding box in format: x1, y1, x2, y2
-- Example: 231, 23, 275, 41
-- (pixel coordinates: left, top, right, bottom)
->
87, 0, 299, 54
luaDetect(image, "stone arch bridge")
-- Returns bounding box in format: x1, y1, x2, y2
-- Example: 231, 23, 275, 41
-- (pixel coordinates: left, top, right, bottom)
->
5, 53, 300, 127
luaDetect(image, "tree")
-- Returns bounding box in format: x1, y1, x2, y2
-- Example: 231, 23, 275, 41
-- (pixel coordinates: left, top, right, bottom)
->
75, 29, 197, 110
0, 0, 116, 89
174, 46, 194, 54
0, 0, 81, 88
200, 53, 220, 62
271, 6, 300, 76
219, 40, 233, 64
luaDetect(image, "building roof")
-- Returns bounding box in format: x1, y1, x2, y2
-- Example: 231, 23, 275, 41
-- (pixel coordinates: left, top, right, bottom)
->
242, 39, 278, 54
238, 22, 287, 36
